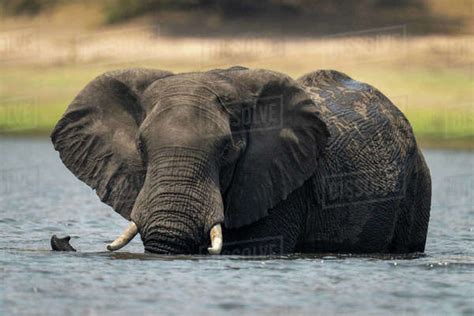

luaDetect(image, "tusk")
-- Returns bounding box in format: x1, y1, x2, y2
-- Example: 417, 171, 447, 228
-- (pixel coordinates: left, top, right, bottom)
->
107, 221, 138, 251
208, 224, 223, 255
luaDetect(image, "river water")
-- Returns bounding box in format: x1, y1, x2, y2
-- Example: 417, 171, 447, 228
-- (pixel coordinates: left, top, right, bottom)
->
0, 138, 472, 315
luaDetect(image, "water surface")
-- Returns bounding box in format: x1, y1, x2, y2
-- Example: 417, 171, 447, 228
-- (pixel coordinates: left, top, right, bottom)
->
1, 138, 472, 315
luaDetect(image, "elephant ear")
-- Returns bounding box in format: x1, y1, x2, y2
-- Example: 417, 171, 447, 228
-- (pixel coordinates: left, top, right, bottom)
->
51, 68, 173, 220
223, 69, 330, 228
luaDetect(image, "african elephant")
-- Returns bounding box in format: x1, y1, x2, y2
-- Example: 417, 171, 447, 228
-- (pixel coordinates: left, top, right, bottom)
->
51, 66, 431, 255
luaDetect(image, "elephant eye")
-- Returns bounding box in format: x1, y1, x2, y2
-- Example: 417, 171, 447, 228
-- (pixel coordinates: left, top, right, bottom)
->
137, 138, 146, 157
219, 140, 241, 165
222, 145, 230, 156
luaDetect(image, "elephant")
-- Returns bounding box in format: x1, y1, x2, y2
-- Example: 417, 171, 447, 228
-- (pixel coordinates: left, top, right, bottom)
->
51, 66, 431, 255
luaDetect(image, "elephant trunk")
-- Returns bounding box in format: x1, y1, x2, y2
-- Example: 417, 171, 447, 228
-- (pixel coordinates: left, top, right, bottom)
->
132, 147, 225, 254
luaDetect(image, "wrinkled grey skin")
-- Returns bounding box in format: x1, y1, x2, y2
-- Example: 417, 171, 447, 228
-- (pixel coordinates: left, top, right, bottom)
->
51, 66, 431, 255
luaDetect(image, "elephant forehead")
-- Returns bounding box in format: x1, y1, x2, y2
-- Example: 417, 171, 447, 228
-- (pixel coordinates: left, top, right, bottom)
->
145, 73, 238, 105
138, 78, 234, 140
142, 73, 243, 122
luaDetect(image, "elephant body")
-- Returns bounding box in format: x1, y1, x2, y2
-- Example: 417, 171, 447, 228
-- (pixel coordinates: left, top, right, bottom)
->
51, 66, 431, 255
223, 70, 431, 254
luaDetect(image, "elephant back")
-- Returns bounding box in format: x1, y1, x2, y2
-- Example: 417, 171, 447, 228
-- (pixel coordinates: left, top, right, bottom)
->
297, 70, 416, 171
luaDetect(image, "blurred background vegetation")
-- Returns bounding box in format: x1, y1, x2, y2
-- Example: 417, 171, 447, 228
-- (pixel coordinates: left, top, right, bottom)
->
1, 0, 472, 33
0, 0, 472, 148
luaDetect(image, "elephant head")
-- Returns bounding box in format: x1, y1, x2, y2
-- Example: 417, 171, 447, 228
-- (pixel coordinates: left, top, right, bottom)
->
51, 67, 329, 254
